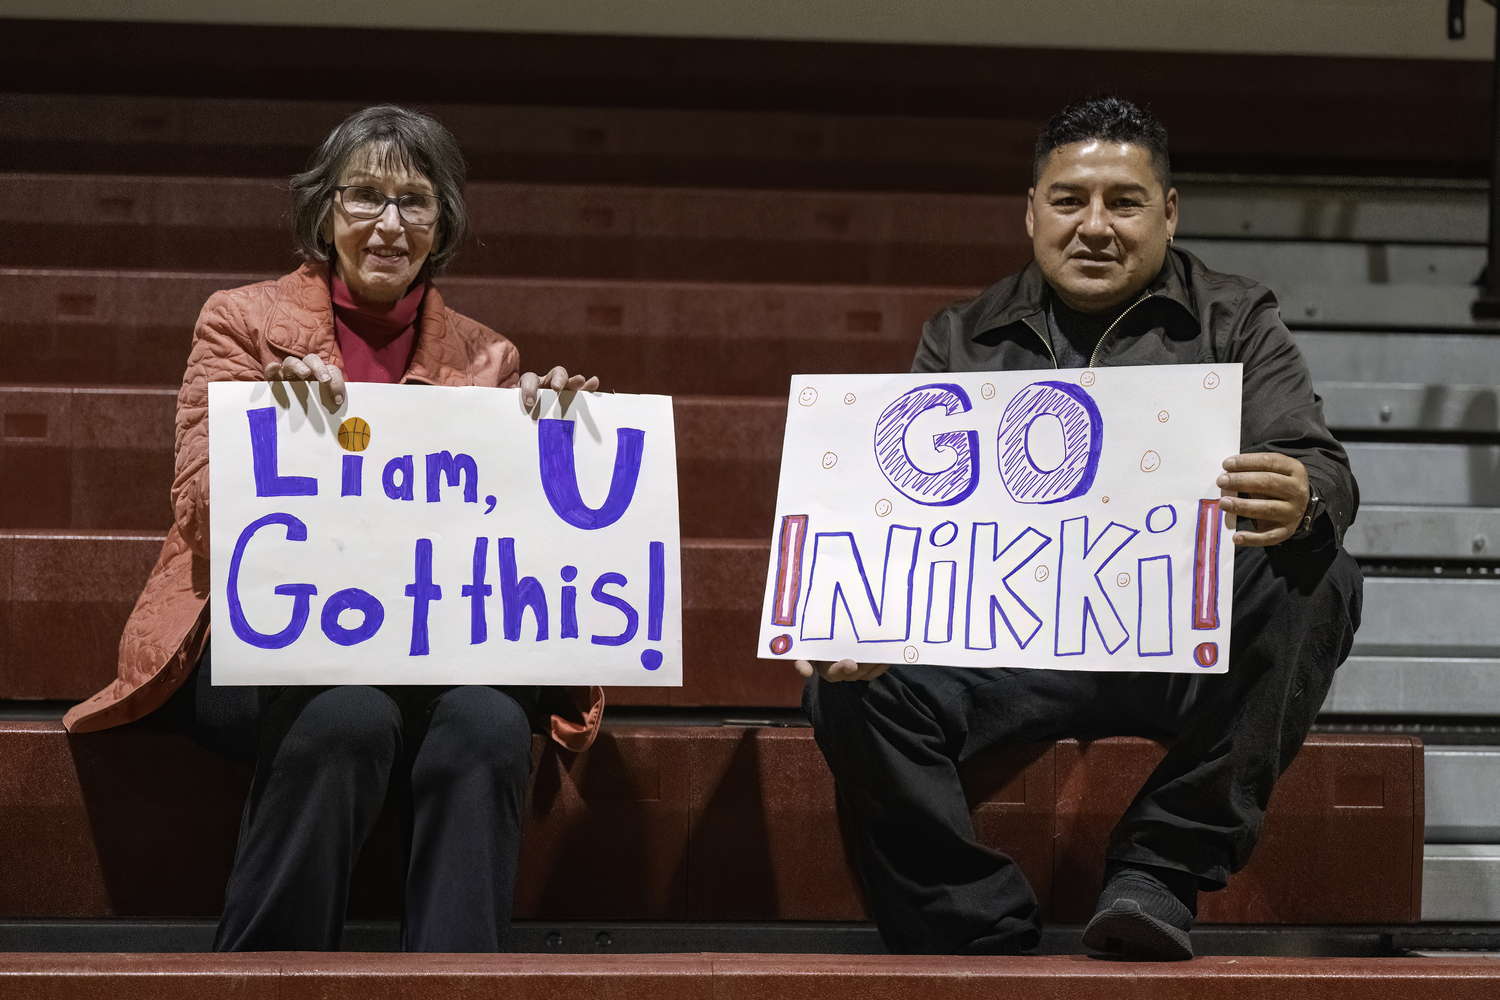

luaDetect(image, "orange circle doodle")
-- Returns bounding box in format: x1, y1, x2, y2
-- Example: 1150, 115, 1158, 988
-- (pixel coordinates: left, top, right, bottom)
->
337, 417, 371, 453
1116, 572, 1131, 588
1203, 372, 1220, 390
1034, 565, 1049, 582
980, 383, 996, 400
844, 393, 856, 404
903, 646, 919, 663
1080, 371, 1096, 386
822, 452, 838, 469
1158, 410, 1170, 422
799, 387, 819, 406
1140, 450, 1161, 473
875, 499, 892, 517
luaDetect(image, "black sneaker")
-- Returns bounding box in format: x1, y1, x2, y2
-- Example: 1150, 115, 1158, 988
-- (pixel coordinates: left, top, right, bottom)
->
1081, 869, 1194, 961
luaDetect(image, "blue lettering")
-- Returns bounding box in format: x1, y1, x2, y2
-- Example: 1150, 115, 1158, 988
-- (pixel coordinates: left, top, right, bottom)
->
538, 419, 644, 529
247, 407, 316, 497
404, 538, 442, 655
498, 537, 548, 641
591, 572, 639, 646
873, 384, 979, 507
320, 588, 384, 646
426, 451, 479, 503
227, 512, 316, 649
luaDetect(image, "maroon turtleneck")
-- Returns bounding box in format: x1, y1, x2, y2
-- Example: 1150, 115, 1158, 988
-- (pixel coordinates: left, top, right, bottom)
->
331, 275, 425, 384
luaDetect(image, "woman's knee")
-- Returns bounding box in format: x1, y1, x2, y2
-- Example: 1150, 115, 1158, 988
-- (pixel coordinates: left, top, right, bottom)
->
274, 686, 402, 772
417, 686, 534, 784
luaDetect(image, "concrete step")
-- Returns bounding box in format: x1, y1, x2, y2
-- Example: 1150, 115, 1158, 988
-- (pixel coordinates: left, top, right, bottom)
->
1324, 658, 1500, 717
0, 724, 1423, 923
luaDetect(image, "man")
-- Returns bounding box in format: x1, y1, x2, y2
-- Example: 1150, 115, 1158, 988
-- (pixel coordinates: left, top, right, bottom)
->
798, 95, 1362, 961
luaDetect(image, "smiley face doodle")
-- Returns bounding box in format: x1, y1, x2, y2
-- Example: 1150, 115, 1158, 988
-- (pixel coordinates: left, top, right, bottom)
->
1140, 450, 1161, 473
799, 387, 819, 406
874, 499, 892, 517
822, 452, 838, 469
903, 646, 919, 663
1116, 572, 1132, 588
1158, 410, 1170, 423
844, 392, 856, 405
980, 383, 996, 400
1034, 565, 1049, 582
1080, 371, 1096, 387
1203, 372, 1220, 390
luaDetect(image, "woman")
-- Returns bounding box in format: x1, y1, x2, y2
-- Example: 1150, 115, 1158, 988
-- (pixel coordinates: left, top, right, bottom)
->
62, 105, 604, 952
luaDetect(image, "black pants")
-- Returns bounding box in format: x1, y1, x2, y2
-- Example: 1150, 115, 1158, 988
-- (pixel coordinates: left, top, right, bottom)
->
804, 543, 1363, 955
150, 644, 538, 952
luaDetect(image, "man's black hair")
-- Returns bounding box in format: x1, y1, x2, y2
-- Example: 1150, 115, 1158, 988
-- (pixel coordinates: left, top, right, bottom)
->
1032, 95, 1171, 192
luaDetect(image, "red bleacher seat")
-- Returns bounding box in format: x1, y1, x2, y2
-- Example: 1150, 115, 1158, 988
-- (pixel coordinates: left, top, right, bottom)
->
0, 722, 1422, 923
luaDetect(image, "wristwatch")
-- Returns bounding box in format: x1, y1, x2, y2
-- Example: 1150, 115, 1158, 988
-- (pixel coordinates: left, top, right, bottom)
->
1294, 489, 1324, 539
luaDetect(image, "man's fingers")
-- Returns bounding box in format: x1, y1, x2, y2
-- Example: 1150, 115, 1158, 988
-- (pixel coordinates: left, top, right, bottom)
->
545, 365, 569, 392
581, 375, 600, 392
793, 659, 815, 678
1222, 452, 1302, 476
1216, 471, 1305, 500
1233, 523, 1295, 547
1218, 495, 1297, 523
855, 662, 891, 682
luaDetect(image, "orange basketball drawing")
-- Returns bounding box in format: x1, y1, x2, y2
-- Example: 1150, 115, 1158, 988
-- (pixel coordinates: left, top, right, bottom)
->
337, 417, 371, 452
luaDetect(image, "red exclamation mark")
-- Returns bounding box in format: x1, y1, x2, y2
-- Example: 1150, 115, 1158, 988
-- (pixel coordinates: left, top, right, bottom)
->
771, 514, 808, 628
1192, 499, 1221, 667
768, 514, 808, 655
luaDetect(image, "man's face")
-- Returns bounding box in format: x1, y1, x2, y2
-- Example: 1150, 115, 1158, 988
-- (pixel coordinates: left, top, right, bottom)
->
1026, 140, 1178, 314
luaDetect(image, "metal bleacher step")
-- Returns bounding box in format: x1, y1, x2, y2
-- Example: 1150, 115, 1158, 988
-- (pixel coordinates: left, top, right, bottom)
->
0, 723, 1421, 924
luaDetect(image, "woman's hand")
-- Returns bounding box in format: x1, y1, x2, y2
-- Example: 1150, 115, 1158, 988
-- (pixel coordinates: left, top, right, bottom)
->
265, 353, 346, 408
520, 366, 601, 411
794, 659, 890, 683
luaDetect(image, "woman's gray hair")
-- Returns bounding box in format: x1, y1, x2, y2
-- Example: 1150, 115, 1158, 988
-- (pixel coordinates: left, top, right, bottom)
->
290, 105, 469, 276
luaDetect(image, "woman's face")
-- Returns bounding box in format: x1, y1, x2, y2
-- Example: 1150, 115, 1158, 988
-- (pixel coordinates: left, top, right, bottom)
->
325, 147, 439, 307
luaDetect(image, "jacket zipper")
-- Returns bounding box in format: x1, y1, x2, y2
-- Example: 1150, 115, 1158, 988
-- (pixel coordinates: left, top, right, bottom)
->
1021, 316, 1060, 369
1088, 290, 1154, 369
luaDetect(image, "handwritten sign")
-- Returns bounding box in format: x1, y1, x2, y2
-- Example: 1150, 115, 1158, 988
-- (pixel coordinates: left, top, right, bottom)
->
758, 366, 1241, 673
208, 382, 681, 686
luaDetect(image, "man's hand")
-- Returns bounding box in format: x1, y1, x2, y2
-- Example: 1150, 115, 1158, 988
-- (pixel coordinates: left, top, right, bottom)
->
794, 659, 890, 683
1216, 452, 1310, 547
265, 353, 345, 408
520, 366, 601, 411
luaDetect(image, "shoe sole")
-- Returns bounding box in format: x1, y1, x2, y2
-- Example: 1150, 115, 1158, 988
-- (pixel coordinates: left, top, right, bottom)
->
1081, 900, 1193, 961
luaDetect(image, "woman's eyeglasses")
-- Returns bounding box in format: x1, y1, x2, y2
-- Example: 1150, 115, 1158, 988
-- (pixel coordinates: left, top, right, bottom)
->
334, 186, 441, 226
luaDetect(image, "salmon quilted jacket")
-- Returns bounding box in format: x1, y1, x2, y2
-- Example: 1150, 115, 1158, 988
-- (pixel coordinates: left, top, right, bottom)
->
63, 262, 605, 750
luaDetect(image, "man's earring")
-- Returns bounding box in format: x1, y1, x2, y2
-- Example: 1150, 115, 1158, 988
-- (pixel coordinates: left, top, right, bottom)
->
1168, 236, 1174, 245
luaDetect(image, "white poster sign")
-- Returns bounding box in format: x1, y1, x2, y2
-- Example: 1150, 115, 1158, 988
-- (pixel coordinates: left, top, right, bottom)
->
758, 366, 1241, 673
209, 382, 681, 686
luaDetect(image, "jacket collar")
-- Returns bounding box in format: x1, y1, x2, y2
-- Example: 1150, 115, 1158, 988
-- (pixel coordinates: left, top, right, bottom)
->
971, 246, 1201, 341
264, 262, 466, 386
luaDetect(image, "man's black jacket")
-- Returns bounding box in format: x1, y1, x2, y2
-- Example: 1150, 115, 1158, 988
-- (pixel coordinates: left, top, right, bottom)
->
911, 246, 1357, 548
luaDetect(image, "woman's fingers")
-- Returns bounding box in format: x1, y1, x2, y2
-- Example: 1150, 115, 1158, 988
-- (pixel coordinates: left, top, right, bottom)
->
265, 355, 345, 408
521, 368, 602, 411
519, 371, 541, 409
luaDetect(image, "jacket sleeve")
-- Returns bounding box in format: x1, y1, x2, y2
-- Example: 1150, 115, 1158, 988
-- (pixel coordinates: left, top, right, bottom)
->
172, 290, 271, 559
911, 310, 954, 374
1224, 285, 1358, 549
